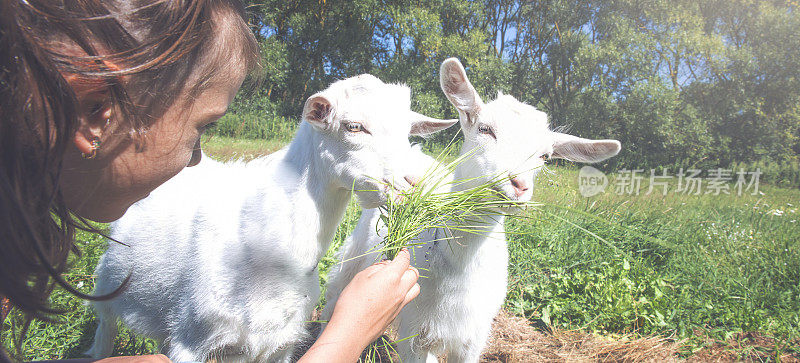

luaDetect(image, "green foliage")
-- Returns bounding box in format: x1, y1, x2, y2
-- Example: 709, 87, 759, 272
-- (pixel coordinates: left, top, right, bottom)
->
234, 0, 799, 186
520, 258, 671, 333
213, 94, 295, 140
505, 166, 800, 344
1, 228, 159, 360
731, 159, 800, 188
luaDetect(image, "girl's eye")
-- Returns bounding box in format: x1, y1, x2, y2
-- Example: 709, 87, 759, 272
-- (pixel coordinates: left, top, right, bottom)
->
540, 154, 549, 161
345, 122, 364, 133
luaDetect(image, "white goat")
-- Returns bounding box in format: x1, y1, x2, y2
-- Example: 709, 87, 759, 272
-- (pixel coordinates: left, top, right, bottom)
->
321, 58, 621, 362
86, 74, 456, 362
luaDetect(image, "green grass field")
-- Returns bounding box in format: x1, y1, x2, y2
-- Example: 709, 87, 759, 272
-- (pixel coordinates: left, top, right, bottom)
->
3, 136, 798, 360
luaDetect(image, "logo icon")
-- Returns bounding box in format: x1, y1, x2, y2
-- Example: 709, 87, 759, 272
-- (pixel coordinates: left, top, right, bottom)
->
578, 166, 608, 197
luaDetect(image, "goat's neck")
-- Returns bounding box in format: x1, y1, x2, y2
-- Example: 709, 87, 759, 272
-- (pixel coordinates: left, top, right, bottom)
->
282, 123, 350, 257
440, 159, 507, 267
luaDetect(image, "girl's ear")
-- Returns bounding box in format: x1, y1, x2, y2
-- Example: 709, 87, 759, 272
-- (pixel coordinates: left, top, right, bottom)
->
65, 74, 114, 157
64, 60, 122, 156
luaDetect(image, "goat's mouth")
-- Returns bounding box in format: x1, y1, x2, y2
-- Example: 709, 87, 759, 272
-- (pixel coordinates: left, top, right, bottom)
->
491, 184, 533, 204
352, 189, 386, 209
491, 184, 520, 202
351, 178, 413, 208
381, 178, 416, 201
485, 187, 532, 213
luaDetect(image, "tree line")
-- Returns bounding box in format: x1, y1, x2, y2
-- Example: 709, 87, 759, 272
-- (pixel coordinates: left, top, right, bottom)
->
226, 0, 799, 184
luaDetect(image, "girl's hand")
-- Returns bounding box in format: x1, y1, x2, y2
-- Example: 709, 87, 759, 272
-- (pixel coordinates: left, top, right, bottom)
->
299, 249, 420, 362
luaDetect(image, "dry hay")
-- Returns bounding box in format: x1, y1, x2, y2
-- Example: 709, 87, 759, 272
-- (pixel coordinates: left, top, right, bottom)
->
481, 310, 683, 362
293, 308, 797, 362
684, 331, 799, 363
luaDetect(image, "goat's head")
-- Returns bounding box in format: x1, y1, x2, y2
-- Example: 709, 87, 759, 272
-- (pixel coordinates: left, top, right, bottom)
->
439, 58, 621, 202
303, 74, 457, 208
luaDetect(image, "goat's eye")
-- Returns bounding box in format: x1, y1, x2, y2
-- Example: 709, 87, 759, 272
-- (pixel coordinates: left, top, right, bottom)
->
478, 124, 494, 136
540, 154, 549, 161
345, 122, 364, 133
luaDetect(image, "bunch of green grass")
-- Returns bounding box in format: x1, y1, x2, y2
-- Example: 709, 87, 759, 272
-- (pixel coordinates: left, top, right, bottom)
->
374, 145, 539, 260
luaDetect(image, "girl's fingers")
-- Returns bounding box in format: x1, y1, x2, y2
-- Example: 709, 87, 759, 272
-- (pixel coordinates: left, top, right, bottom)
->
402, 283, 421, 306
365, 259, 391, 273
388, 248, 412, 273
399, 266, 419, 290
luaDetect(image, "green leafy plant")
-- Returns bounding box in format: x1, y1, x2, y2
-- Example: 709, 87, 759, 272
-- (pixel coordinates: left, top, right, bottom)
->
522, 258, 672, 334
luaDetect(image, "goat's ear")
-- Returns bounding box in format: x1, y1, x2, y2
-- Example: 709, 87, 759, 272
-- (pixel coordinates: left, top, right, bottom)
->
302, 93, 335, 130
409, 111, 458, 136
439, 58, 483, 117
551, 133, 621, 163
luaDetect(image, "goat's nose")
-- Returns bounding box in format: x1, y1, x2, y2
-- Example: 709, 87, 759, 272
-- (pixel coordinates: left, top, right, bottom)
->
404, 175, 420, 187
510, 176, 528, 197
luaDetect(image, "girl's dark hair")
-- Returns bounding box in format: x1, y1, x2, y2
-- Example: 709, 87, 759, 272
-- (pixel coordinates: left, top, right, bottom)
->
0, 0, 258, 357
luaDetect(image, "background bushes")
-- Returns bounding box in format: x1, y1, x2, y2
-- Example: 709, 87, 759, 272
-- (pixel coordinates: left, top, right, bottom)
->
218, 0, 800, 186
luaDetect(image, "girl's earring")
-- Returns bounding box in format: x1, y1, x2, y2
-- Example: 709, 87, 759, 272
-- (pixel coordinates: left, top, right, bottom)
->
81, 136, 101, 159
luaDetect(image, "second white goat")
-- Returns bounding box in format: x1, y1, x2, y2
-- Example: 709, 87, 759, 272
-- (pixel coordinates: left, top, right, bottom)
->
322, 58, 622, 362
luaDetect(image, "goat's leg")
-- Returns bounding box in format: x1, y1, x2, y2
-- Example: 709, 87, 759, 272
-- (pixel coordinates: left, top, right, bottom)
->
424, 352, 439, 363
395, 322, 437, 363
319, 255, 358, 337
397, 347, 436, 363
165, 319, 212, 363
321, 212, 384, 337
166, 341, 206, 363
446, 342, 486, 363
85, 307, 118, 358
268, 345, 294, 363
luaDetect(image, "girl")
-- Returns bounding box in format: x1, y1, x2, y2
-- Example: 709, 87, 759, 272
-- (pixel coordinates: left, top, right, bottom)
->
0, 0, 420, 362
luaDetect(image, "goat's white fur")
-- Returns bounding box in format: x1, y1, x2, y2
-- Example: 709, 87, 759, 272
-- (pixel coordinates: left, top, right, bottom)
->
86, 74, 456, 362
321, 59, 621, 362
